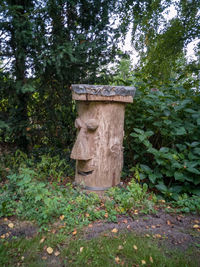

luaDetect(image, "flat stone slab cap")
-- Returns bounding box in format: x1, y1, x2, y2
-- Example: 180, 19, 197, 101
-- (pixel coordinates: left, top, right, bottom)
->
71, 84, 136, 97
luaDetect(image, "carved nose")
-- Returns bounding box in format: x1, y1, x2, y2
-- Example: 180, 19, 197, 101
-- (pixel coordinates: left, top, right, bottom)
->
70, 129, 92, 160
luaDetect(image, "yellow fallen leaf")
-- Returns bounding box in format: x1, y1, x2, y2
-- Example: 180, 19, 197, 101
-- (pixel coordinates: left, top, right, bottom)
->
46, 247, 53, 254
54, 251, 60, 256
193, 225, 200, 229
72, 230, 77, 235
40, 237, 46, 244
194, 220, 199, 224
141, 260, 146, 265
159, 199, 165, 203
1, 234, 5, 239
104, 213, 108, 218
145, 234, 150, 237
111, 228, 118, 233
4, 218, 8, 221
118, 245, 123, 250
115, 256, 120, 264
60, 215, 65, 221
85, 213, 90, 217
133, 245, 138, 250
167, 220, 172, 225
8, 223, 14, 229
150, 256, 153, 263
80, 247, 84, 252
151, 225, 156, 229
154, 234, 162, 238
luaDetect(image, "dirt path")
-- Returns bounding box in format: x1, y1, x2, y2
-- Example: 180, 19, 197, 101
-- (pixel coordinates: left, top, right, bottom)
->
84, 211, 200, 251
1, 210, 199, 252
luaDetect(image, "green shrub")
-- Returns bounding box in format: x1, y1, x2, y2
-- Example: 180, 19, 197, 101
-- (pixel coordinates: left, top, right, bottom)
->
124, 80, 200, 199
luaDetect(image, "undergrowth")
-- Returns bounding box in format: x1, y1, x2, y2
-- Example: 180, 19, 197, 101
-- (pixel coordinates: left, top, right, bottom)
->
0, 150, 157, 230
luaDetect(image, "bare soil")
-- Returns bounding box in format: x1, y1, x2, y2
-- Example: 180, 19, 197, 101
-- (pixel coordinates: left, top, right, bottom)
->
1, 210, 200, 252
84, 211, 200, 251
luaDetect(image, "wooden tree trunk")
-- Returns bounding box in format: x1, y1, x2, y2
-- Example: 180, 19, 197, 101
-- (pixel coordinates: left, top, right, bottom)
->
70, 84, 136, 192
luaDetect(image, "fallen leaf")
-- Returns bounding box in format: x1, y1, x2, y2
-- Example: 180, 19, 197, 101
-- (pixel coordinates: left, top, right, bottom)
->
149, 256, 153, 263
118, 245, 123, 250
80, 247, 84, 253
193, 225, 200, 229
42, 256, 47, 260
133, 245, 138, 250
60, 215, 65, 220
8, 223, 14, 229
151, 225, 156, 229
5, 233, 9, 237
122, 219, 128, 224
134, 210, 138, 215
46, 247, 53, 254
127, 225, 131, 229
194, 220, 199, 224
154, 234, 162, 238
54, 251, 60, 257
159, 199, 165, 203
115, 256, 120, 264
167, 220, 172, 225
40, 237, 46, 244
104, 234, 108, 237
21, 256, 24, 261
85, 213, 90, 218
145, 234, 150, 237
111, 228, 118, 233
88, 224, 93, 228
1, 234, 5, 239
104, 213, 108, 218
72, 230, 77, 235
141, 260, 146, 265
4, 218, 8, 221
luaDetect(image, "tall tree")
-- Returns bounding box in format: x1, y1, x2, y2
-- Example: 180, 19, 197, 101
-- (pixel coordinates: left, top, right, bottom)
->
0, 0, 120, 148
119, 0, 200, 86
0, 0, 35, 150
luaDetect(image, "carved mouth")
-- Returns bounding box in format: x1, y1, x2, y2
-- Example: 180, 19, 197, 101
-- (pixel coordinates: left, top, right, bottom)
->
78, 170, 93, 176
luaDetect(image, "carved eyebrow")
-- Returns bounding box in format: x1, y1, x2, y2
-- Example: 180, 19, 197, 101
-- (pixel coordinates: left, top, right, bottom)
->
75, 118, 85, 129
86, 119, 98, 130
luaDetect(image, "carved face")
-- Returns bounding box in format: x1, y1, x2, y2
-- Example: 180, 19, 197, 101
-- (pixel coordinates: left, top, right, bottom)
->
70, 101, 125, 188
70, 117, 98, 161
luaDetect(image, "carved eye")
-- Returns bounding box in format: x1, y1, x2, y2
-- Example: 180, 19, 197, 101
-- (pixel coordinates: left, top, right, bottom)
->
86, 119, 98, 131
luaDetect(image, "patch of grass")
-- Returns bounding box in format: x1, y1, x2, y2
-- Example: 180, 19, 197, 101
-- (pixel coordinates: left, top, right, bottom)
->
1, 231, 198, 267
63, 232, 199, 267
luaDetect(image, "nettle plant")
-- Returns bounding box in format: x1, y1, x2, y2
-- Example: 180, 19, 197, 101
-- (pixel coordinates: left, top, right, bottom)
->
124, 82, 200, 200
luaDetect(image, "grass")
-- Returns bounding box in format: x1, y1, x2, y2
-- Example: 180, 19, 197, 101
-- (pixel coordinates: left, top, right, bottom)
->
0, 231, 199, 267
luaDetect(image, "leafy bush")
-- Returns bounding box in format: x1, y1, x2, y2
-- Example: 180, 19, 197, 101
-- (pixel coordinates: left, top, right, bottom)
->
124, 79, 200, 199
171, 194, 200, 213
107, 179, 157, 214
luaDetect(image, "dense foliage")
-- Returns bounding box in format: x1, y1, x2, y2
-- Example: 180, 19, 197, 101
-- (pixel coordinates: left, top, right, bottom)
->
124, 78, 200, 199
0, 0, 200, 201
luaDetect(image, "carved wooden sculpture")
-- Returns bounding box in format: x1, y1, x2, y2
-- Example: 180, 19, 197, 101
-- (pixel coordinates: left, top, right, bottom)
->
70, 84, 136, 192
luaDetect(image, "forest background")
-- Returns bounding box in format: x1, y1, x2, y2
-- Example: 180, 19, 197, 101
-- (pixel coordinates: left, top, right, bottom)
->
0, 0, 200, 203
